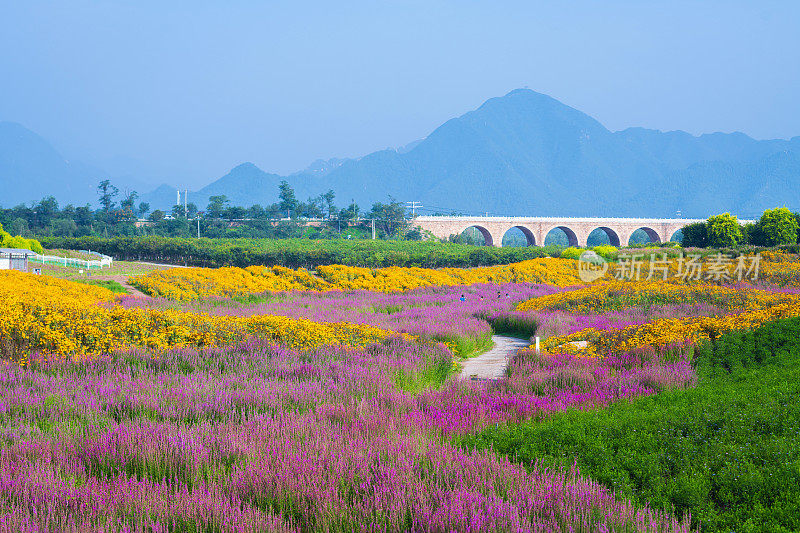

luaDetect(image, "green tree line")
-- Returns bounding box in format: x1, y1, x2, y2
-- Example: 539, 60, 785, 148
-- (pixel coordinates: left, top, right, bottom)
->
0, 179, 417, 241
682, 208, 800, 248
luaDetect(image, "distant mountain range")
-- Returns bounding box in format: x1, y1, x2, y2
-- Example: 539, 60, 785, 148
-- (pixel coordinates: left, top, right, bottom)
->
3, 89, 799, 218
0, 122, 160, 207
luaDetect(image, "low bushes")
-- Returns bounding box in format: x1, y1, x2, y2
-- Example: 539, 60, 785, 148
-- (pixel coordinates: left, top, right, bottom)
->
39, 236, 564, 269
559, 247, 582, 260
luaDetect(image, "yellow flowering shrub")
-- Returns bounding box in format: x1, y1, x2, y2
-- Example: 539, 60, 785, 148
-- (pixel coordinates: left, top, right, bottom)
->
542, 302, 800, 357
0, 271, 391, 359
317, 258, 585, 291
757, 251, 800, 287
0, 270, 117, 306
130, 265, 334, 300
130, 252, 800, 302
131, 258, 587, 300
516, 280, 798, 314
520, 275, 800, 357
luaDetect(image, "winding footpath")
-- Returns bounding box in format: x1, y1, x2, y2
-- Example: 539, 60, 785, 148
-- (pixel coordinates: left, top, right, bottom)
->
460, 335, 531, 380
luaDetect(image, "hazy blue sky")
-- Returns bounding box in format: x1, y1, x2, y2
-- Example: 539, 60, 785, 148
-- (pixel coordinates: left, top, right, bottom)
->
2, 0, 799, 189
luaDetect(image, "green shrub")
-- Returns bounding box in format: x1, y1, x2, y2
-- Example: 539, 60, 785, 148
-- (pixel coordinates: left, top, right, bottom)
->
559, 247, 583, 260
0, 223, 43, 253
27, 238, 44, 254
707, 213, 743, 248
681, 222, 708, 248
38, 236, 561, 269
759, 207, 799, 246
592, 245, 617, 260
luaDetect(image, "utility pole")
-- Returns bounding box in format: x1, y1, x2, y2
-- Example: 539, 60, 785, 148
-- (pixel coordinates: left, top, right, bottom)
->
406, 201, 422, 217
371, 218, 376, 240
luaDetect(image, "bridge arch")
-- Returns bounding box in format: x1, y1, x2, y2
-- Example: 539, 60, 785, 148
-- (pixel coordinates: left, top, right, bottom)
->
501, 226, 536, 247
587, 226, 621, 247
544, 226, 579, 247
669, 229, 684, 243
628, 226, 661, 245
458, 225, 494, 247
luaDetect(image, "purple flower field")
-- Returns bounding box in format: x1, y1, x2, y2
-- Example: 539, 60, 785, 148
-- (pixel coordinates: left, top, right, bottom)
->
2, 282, 706, 531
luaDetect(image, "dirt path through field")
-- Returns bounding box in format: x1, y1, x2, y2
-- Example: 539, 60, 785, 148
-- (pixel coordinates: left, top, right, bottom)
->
459, 335, 530, 380
102, 275, 147, 297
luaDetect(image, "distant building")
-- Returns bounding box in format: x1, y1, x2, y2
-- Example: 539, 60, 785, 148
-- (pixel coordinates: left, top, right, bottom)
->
0, 248, 38, 272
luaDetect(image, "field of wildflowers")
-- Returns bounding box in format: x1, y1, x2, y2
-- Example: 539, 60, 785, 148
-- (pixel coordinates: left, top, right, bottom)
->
2, 251, 800, 531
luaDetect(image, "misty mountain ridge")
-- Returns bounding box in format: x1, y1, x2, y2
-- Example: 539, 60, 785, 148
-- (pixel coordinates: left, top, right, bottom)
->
3, 89, 799, 218
0, 121, 164, 207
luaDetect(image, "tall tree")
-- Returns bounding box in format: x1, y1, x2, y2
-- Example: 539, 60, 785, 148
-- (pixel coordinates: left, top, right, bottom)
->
34, 196, 59, 228
278, 181, 298, 217
120, 190, 139, 212
172, 204, 187, 219
368, 197, 408, 237
75, 205, 94, 227
340, 201, 360, 222
323, 189, 337, 219
206, 195, 229, 219
97, 180, 119, 214
248, 204, 266, 219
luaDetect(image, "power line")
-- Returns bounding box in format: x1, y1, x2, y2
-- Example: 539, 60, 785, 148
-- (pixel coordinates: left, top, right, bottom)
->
406, 201, 423, 217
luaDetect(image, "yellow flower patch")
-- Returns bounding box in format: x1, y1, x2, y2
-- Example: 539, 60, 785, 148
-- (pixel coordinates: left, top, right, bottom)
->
131, 258, 587, 300
0, 271, 392, 359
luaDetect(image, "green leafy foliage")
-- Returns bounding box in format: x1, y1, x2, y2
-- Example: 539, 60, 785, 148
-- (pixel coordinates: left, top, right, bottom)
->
39, 236, 565, 269
706, 213, 743, 247
681, 221, 708, 247
459, 317, 800, 532
592, 245, 618, 260
559, 247, 582, 260
759, 207, 800, 246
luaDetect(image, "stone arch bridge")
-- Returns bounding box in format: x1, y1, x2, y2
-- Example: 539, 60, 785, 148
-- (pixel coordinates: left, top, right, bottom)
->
412, 216, 712, 247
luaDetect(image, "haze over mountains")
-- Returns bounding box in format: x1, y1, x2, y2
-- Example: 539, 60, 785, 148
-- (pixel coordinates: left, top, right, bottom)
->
2, 89, 799, 218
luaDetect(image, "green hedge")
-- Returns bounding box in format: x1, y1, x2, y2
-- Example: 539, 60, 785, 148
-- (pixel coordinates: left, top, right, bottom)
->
39, 236, 566, 269
459, 317, 800, 532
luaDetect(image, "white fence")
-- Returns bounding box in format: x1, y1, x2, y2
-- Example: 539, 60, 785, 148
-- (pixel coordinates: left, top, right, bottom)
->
30, 250, 113, 270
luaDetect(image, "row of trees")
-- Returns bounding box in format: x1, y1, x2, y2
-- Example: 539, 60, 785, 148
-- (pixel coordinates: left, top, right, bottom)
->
682, 208, 800, 248
0, 180, 416, 241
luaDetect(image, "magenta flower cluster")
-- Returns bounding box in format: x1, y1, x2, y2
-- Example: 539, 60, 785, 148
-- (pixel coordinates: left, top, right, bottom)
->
0, 282, 711, 530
